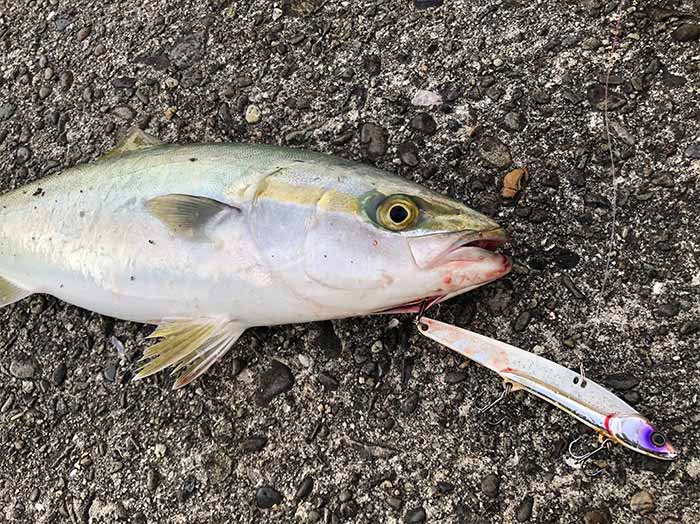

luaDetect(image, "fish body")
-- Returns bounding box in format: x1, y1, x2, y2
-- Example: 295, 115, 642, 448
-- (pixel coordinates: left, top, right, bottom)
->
417, 318, 677, 460
0, 130, 511, 387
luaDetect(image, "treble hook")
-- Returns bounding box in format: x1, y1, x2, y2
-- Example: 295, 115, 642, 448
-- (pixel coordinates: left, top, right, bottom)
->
474, 382, 513, 426
416, 300, 430, 324
568, 435, 613, 463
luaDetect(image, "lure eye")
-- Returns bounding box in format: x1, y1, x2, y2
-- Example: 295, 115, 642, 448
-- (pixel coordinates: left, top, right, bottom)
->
377, 195, 420, 231
651, 432, 666, 447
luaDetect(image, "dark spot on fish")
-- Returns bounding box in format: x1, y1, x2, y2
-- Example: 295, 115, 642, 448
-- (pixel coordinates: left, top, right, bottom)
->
130, 276, 135, 281
33, 187, 44, 196
189, 158, 197, 162
148, 239, 155, 245
79, 211, 85, 218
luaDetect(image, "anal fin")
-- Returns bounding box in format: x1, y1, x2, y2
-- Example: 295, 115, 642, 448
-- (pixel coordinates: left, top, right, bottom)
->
0, 276, 31, 308
134, 318, 245, 389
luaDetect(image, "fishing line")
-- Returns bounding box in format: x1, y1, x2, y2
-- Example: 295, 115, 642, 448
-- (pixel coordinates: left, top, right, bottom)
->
589, 0, 626, 346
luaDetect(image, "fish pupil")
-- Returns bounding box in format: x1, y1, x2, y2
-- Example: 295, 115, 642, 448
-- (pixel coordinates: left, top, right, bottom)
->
651, 432, 666, 447
389, 204, 409, 224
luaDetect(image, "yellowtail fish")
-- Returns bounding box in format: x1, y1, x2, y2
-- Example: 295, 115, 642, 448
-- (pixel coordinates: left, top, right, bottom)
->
0, 130, 511, 388
417, 318, 677, 460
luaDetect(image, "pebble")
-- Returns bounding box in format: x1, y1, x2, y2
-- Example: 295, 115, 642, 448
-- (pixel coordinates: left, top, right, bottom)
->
480, 473, 499, 498
516, 495, 534, 522
414, 0, 443, 8
112, 106, 135, 121
397, 142, 419, 167
15, 146, 32, 164
111, 77, 136, 89
77, 26, 91, 41
240, 435, 267, 453
245, 104, 262, 124
685, 143, 700, 159
478, 136, 512, 168
295, 476, 314, 500
0, 103, 16, 120
587, 84, 627, 111
360, 122, 389, 159
404, 507, 426, 523
671, 24, 700, 42
52, 363, 67, 386
656, 303, 680, 318
603, 373, 639, 391
584, 508, 611, 524
630, 490, 655, 514
177, 476, 197, 502
680, 321, 700, 336
255, 360, 295, 406
256, 486, 283, 509
501, 112, 526, 132
444, 370, 468, 384
400, 392, 420, 414
10, 353, 36, 379
411, 89, 442, 106
502, 168, 528, 198
513, 311, 530, 332
409, 113, 437, 135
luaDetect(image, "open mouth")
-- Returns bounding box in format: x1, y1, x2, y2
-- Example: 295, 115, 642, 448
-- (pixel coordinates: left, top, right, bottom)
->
374, 228, 509, 315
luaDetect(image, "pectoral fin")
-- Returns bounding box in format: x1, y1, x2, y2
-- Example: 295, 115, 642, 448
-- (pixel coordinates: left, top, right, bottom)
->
146, 194, 240, 239
0, 276, 31, 308
134, 318, 245, 389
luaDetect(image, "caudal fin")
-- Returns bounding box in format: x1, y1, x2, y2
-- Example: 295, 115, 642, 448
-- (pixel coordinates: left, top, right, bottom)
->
0, 276, 31, 308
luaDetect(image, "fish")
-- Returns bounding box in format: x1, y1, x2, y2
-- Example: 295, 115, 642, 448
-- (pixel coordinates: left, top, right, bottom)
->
417, 317, 677, 461
0, 129, 511, 388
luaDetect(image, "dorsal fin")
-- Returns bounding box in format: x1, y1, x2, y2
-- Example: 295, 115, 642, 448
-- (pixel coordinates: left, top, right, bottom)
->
146, 194, 240, 239
100, 128, 163, 160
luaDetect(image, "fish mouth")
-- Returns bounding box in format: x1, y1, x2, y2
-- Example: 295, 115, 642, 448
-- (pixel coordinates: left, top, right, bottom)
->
375, 227, 510, 315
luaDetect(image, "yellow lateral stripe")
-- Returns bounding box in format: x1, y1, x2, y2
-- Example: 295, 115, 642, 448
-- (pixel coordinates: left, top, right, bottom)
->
256, 178, 359, 213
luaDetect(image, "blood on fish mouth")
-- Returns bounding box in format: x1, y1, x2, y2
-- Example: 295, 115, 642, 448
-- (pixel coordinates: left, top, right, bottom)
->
374, 230, 509, 316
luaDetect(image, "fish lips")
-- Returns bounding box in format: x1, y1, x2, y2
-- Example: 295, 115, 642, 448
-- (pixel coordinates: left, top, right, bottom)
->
407, 227, 509, 270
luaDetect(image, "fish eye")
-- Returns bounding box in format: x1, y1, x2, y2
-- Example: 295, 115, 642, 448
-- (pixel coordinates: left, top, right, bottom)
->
651, 432, 666, 447
377, 195, 419, 231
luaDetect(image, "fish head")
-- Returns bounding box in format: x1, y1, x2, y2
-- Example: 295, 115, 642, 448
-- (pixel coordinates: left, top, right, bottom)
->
251, 162, 510, 316
607, 415, 677, 460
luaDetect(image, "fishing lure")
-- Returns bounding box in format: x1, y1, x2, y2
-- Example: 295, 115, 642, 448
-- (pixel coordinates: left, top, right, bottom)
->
417, 317, 677, 461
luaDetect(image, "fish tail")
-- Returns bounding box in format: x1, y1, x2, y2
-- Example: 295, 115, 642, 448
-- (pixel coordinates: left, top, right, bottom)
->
0, 202, 32, 308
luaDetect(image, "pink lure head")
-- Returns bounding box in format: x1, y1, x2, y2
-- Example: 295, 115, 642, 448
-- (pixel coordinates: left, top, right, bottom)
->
607, 415, 677, 460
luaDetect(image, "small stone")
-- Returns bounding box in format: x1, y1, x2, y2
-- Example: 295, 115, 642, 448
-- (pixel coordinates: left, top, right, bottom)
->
177, 476, 197, 502
656, 303, 680, 318
680, 321, 700, 336
481, 473, 499, 498
397, 142, 419, 167
339, 489, 353, 502
409, 113, 437, 135
478, 136, 512, 168
513, 311, 531, 332
10, 353, 36, 379
0, 103, 16, 120
587, 84, 627, 111
364, 54, 381, 76
52, 363, 67, 386
516, 495, 534, 522
245, 104, 262, 124
256, 486, 282, 509
103, 364, 117, 383
112, 106, 135, 121
15, 146, 32, 164
630, 490, 655, 515
581, 37, 601, 50
400, 392, 419, 414
444, 370, 468, 384
501, 112, 526, 132
111, 77, 136, 89
255, 360, 295, 406
404, 507, 426, 523
671, 24, 700, 42
147, 468, 160, 492
39, 86, 52, 99
240, 435, 267, 453
411, 89, 442, 106
360, 122, 389, 159
295, 476, 314, 500
685, 143, 700, 159
603, 373, 639, 391
414, 0, 443, 7
584, 508, 612, 524
77, 26, 91, 41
